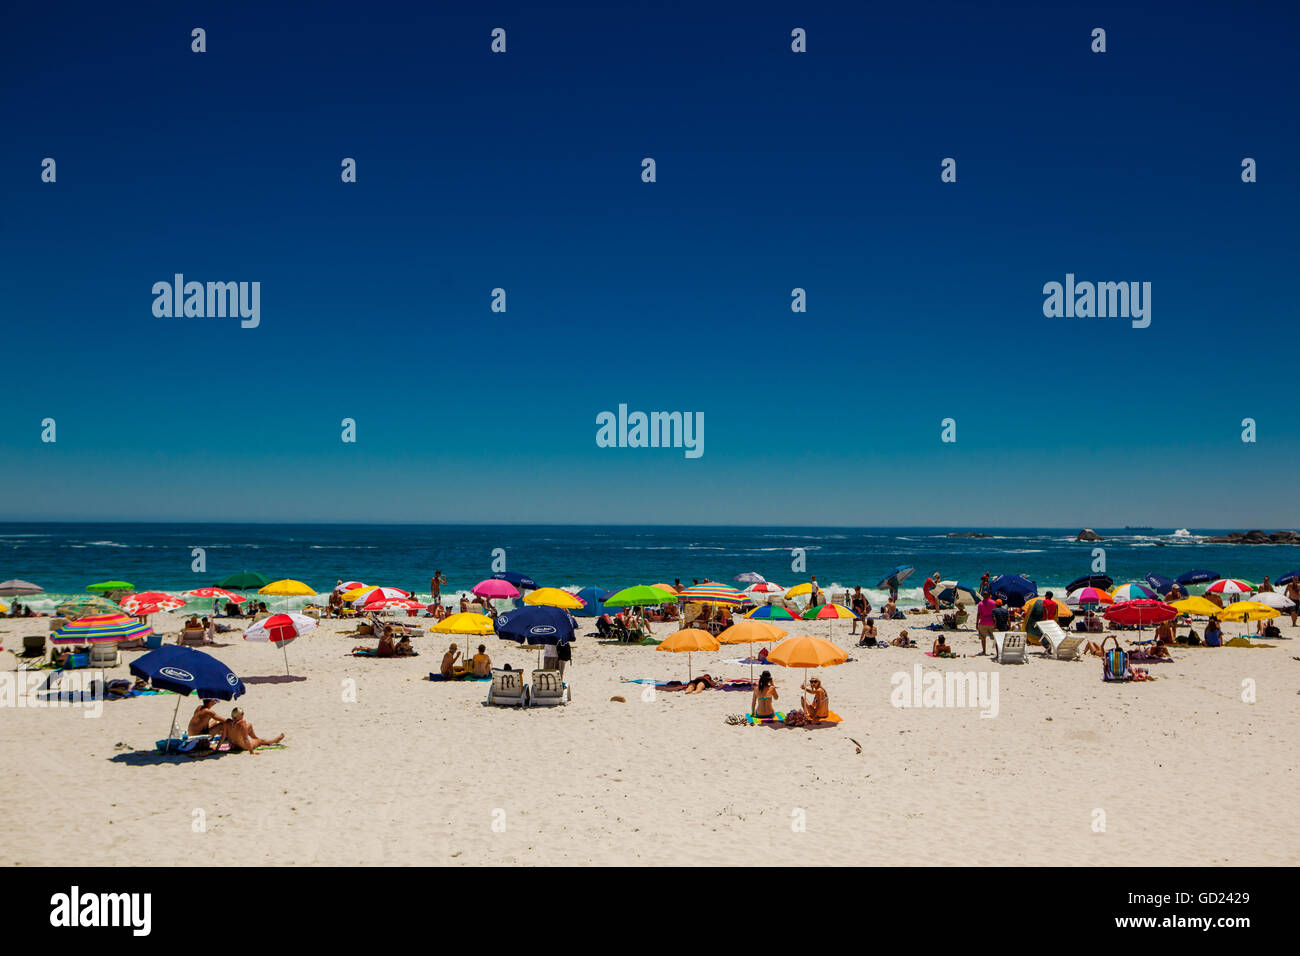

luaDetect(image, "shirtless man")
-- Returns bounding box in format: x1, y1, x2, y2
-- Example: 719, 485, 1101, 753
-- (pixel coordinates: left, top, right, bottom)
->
187, 698, 224, 736
431, 570, 447, 605
215, 707, 284, 754
441, 643, 461, 678
1286, 579, 1300, 627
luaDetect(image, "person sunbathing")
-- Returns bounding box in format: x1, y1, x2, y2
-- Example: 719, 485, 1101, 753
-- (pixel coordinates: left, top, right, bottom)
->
215, 708, 284, 754
682, 673, 720, 693
931, 636, 957, 658
800, 676, 830, 720
187, 698, 225, 736
751, 670, 778, 718
891, 629, 916, 648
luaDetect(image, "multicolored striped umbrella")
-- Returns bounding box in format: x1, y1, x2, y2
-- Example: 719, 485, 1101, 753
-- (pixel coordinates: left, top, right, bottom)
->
1110, 583, 1156, 602
801, 603, 859, 620
120, 592, 186, 616
1065, 586, 1113, 606
1205, 578, 1254, 601
52, 613, 152, 645
676, 583, 747, 606
745, 605, 800, 621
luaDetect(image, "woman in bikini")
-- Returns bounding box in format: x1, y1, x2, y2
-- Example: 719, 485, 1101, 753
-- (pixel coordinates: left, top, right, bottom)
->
800, 676, 829, 720
751, 670, 778, 718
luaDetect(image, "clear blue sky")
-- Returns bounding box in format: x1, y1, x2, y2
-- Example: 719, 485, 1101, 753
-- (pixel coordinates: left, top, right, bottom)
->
2, 0, 1297, 526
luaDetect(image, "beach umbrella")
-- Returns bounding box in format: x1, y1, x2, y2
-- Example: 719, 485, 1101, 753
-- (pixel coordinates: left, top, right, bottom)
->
1275, 570, 1300, 586
491, 571, 539, 592
494, 606, 575, 666
120, 592, 187, 617
1105, 599, 1177, 629
656, 628, 721, 680
934, 581, 979, 605
989, 574, 1036, 608
767, 634, 849, 669
524, 587, 585, 610
185, 587, 247, 603
473, 578, 521, 601
244, 612, 316, 675
1175, 569, 1219, 587
352, 586, 413, 608
744, 582, 785, 595
1204, 579, 1254, 603
800, 602, 858, 640
52, 613, 152, 645
745, 605, 800, 621
130, 645, 245, 752
215, 571, 272, 591
87, 580, 134, 596
876, 565, 914, 589
364, 598, 426, 614
717, 619, 785, 680
1111, 582, 1156, 602
604, 585, 677, 608
1143, 573, 1181, 597
431, 612, 496, 636
784, 583, 815, 599
1217, 600, 1279, 640
1066, 574, 1113, 593
650, 584, 679, 595
1248, 591, 1293, 610
677, 583, 747, 606
55, 597, 122, 619
1065, 586, 1113, 607
259, 579, 316, 601
1023, 595, 1073, 621
572, 586, 611, 618
734, 572, 766, 584
1171, 596, 1223, 618
0, 579, 43, 598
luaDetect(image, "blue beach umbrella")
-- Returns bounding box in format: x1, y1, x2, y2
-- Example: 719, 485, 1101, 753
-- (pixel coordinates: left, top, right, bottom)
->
1066, 574, 1114, 593
572, 586, 611, 618
130, 645, 245, 753
1274, 570, 1300, 586
876, 565, 914, 589
492, 571, 539, 592
1144, 573, 1184, 598
1175, 569, 1219, 586
493, 606, 576, 646
989, 574, 1037, 608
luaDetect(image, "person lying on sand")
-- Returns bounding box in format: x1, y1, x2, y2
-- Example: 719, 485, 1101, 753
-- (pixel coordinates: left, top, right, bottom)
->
187, 698, 225, 736
751, 670, 778, 718
682, 674, 720, 693
215, 708, 284, 754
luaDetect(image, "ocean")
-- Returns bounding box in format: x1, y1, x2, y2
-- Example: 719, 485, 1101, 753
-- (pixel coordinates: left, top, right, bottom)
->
3, 523, 1298, 612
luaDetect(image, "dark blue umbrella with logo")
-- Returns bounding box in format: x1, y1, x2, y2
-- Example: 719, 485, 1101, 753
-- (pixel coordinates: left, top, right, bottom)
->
1175, 569, 1219, 587
1066, 574, 1114, 593
130, 645, 245, 752
989, 574, 1037, 608
1144, 573, 1184, 598
492, 571, 539, 592
1276, 570, 1300, 586
494, 606, 576, 667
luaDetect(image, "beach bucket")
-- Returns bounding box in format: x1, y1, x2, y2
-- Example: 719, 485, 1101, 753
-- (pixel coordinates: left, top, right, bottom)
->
145, 633, 163, 650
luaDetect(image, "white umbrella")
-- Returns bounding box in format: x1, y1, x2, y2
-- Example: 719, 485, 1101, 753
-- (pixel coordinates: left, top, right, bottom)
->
244, 612, 317, 675
1250, 591, 1293, 610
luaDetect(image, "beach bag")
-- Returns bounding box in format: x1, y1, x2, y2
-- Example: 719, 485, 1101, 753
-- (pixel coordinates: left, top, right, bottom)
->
1100, 636, 1131, 682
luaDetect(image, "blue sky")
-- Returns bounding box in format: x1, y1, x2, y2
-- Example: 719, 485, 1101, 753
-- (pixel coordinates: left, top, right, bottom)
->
2, 1, 1297, 526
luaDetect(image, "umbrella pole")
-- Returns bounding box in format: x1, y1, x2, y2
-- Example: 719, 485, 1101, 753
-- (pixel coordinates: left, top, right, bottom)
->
166, 693, 184, 753
282, 642, 290, 676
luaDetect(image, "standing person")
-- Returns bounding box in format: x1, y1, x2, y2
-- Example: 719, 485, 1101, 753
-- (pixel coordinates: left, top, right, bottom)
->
808, 575, 822, 606
673, 578, 683, 593
975, 591, 997, 655
556, 638, 571, 678
923, 571, 940, 610
1285, 579, 1300, 627
1257, 576, 1273, 593
980, 570, 991, 594
849, 586, 868, 634
888, 577, 899, 603
431, 570, 447, 605
992, 598, 1011, 633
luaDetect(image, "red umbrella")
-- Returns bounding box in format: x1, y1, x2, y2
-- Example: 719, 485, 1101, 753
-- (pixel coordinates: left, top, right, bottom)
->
119, 592, 186, 616
186, 587, 248, 603
244, 612, 316, 674
1104, 599, 1177, 629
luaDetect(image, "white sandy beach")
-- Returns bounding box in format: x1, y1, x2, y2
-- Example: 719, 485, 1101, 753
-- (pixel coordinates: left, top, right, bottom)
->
1, 609, 1296, 866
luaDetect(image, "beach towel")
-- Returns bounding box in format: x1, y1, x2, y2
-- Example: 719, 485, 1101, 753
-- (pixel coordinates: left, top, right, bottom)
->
352, 649, 418, 657
427, 673, 491, 681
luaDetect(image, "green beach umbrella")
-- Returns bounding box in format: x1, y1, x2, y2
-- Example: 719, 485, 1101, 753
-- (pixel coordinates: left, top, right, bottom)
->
57, 597, 123, 619
215, 571, 272, 591
87, 580, 134, 594
603, 585, 678, 608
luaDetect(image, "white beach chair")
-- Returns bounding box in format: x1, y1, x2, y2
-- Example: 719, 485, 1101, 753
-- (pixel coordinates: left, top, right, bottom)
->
528, 669, 570, 707
88, 642, 121, 668
1036, 620, 1085, 660
486, 668, 528, 708
993, 631, 1027, 664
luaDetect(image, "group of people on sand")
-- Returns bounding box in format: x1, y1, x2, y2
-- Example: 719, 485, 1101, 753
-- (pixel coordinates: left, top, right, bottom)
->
748, 670, 831, 722
352, 622, 416, 658
439, 642, 495, 678
188, 700, 283, 753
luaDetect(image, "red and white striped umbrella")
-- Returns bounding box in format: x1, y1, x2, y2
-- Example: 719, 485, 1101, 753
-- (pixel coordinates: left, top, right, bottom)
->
336, 581, 366, 592
352, 586, 412, 608
745, 582, 785, 594
1205, 578, 1254, 600
185, 587, 248, 603
119, 592, 186, 616
244, 612, 316, 675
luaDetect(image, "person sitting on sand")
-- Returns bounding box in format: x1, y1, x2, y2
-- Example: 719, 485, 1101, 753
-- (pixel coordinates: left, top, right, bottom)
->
800, 676, 829, 720
891, 628, 916, 648
441, 643, 461, 677
683, 673, 720, 693
932, 635, 956, 658
214, 708, 284, 754
751, 670, 778, 718
1204, 617, 1223, 647
471, 644, 492, 676
856, 617, 879, 647
1154, 620, 1175, 645
187, 698, 225, 736
394, 634, 415, 657
882, 598, 898, 619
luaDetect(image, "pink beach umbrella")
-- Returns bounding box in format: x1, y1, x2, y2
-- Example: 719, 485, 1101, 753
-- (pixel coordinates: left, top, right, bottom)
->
472, 578, 520, 600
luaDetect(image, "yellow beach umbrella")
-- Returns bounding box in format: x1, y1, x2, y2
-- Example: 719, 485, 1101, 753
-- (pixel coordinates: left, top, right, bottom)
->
1171, 596, 1222, 618
767, 634, 848, 669
717, 619, 786, 679
430, 612, 495, 636
785, 582, 814, 599
340, 586, 373, 602
258, 578, 316, 610
524, 587, 585, 610
1216, 600, 1279, 639
656, 627, 721, 680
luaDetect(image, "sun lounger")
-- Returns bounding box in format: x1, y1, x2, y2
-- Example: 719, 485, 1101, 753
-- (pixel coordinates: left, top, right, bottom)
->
88, 641, 121, 668
486, 668, 528, 708
178, 628, 206, 646
528, 668, 570, 706
992, 631, 1027, 664
1037, 620, 1085, 660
